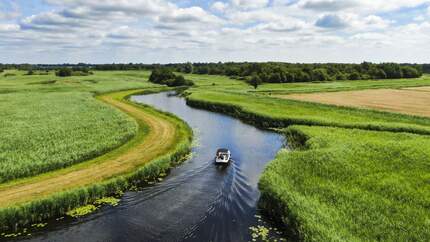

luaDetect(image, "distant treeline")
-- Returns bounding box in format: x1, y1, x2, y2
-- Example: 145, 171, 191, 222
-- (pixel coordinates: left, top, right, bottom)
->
0, 62, 428, 83
166, 62, 424, 82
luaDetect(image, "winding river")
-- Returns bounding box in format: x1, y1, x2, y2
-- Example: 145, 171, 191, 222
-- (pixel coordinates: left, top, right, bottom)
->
20, 91, 285, 242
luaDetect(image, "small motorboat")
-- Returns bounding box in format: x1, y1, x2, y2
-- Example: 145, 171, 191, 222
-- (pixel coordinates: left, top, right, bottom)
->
215, 148, 231, 164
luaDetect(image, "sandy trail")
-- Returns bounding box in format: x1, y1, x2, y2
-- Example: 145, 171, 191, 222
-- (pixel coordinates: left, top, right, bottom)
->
279, 87, 430, 118
0, 90, 178, 208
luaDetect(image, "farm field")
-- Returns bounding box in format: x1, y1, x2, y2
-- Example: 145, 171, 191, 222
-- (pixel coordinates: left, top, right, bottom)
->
259, 125, 430, 241
0, 91, 137, 183
0, 70, 159, 183
251, 74, 430, 94
280, 88, 430, 117
186, 90, 430, 134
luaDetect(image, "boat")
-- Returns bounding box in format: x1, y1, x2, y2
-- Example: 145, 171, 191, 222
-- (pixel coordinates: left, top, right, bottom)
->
215, 148, 231, 164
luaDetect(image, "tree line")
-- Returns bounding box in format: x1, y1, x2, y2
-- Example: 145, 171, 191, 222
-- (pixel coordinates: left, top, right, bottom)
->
0, 62, 427, 84
167, 62, 423, 83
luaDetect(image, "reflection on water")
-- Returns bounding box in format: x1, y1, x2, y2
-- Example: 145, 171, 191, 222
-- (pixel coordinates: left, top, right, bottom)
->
19, 92, 285, 242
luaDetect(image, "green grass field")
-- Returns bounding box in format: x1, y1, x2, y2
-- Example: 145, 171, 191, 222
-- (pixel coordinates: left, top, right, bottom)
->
0, 70, 156, 183
0, 70, 156, 94
252, 74, 430, 94
259, 126, 430, 241
182, 73, 430, 241
0, 92, 137, 183
186, 90, 430, 134
1, 69, 430, 240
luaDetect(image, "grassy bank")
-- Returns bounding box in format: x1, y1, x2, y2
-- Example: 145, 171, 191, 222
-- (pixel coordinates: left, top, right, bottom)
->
186, 91, 430, 134
259, 126, 430, 241
0, 89, 192, 232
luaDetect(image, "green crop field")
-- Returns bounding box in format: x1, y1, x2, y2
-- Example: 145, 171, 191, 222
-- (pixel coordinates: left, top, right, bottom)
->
0, 70, 157, 183
0, 92, 137, 183
259, 126, 430, 241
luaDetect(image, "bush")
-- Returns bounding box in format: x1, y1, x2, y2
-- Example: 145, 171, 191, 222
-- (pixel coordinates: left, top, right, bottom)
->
248, 75, 262, 89
170, 75, 193, 87
149, 69, 193, 87
56, 68, 72, 77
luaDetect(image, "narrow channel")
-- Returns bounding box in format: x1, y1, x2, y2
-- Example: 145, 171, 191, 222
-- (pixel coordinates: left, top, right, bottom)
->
20, 91, 285, 242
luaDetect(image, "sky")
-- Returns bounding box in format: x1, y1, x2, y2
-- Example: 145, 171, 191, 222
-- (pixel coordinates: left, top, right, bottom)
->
0, 0, 430, 64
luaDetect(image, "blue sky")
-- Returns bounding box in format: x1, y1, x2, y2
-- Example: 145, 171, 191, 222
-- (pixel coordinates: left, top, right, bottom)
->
0, 0, 429, 63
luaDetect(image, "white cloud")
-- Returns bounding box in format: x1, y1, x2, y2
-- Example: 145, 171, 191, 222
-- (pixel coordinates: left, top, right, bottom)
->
299, 0, 430, 14
211, 2, 228, 12
301, 0, 358, 11
1, 0, 430, 63
0, 24, 20, 32
231, 0, 269, 9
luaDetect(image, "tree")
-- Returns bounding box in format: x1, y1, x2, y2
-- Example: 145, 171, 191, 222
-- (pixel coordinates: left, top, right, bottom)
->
149, 68, 175, 84
248, 75, 262, 89
311, 68, 329, 82
170, 75, 193, 86
380, 63, 402, 78
401, 66, 420, 78
149, 69, 193, 87
56, 68, 72, 77
369, 68, 387, 79
348, 72, 361, 80
26, 69, 34, 75
183, 62, 193, 74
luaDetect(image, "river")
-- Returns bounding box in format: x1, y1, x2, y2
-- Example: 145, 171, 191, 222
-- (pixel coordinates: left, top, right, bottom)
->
19, 91, 285, 242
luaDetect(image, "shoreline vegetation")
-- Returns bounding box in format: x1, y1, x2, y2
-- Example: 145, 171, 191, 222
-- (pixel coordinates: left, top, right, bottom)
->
259, 126, 430, 241
0, 89, 193, 233
183, 89, 430, 242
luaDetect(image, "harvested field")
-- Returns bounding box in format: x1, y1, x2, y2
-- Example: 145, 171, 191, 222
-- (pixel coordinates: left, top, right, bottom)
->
280, 88, 430, 117
405, 86, 430, 92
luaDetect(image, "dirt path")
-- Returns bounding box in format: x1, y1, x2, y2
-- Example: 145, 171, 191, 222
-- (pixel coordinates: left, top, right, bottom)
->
279, 87, 430, 118
0, 90, 178, 208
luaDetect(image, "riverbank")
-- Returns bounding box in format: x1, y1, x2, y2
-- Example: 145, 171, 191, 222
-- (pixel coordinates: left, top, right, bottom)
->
0, 89, 192, 232
183, 89, 430, 242
259, 126, 430, 241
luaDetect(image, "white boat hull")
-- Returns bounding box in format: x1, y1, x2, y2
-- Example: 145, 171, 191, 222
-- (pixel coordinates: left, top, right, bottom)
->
215, 157, 230, 164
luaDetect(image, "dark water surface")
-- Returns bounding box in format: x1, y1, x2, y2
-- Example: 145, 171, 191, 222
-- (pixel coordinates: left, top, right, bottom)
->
19, 92, 285, 242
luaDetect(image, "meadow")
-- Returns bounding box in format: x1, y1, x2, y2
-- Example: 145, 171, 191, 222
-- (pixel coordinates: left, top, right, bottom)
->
259, 126, 430, 241
0, 92, 137, 182
251, 74, 430, 94
1, 69, 430, 241
0, 70, 159, 183
186, 90, 430, 134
